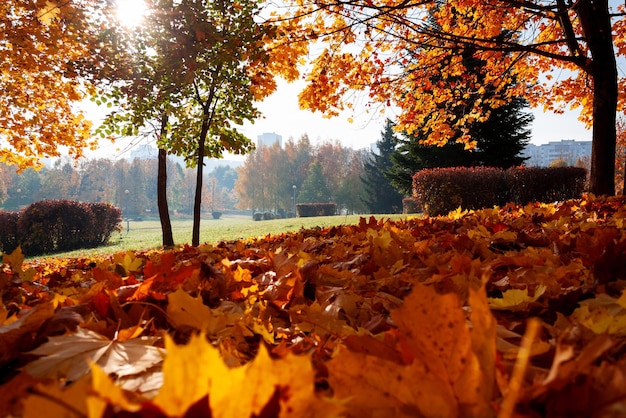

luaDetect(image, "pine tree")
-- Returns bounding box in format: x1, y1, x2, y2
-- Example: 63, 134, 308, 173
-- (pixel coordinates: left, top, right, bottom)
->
387, 47, 533, 196
361, 119, 404, 213
298, 161, 331, 203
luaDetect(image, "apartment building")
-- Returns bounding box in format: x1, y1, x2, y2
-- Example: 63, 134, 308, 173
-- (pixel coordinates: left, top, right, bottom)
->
522, 139, 592, 167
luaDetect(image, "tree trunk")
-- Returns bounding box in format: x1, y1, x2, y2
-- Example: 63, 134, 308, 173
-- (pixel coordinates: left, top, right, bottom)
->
579, 0, 617, 196
157, 112, 174, 247
192, 114, 210, 246
158, 148, 174, 247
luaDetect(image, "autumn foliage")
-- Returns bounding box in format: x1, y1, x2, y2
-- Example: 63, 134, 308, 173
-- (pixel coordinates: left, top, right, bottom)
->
0, 0, 103, 168
0, 195, 625, 416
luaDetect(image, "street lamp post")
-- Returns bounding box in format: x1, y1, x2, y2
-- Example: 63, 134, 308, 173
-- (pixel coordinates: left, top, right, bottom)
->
16, 188, 21, 209
292, 185, 296, 217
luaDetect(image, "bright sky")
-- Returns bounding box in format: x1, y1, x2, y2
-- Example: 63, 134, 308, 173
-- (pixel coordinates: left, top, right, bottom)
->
88, 0, 593, 159
88, 77, 592, 160
239, 78, 592, 150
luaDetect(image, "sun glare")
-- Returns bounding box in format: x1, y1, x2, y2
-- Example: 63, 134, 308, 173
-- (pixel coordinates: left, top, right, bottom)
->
116, 0, 148, 28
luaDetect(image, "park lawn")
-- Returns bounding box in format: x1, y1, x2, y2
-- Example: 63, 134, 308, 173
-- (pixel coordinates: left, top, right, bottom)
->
36, 213, 409, 260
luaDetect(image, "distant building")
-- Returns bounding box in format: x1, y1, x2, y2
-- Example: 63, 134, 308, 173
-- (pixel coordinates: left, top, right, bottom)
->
522, 140, 592, 167
257, 132, 282, 148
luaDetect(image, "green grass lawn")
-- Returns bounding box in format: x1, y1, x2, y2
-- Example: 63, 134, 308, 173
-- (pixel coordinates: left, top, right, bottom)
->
35, 213, 409, 260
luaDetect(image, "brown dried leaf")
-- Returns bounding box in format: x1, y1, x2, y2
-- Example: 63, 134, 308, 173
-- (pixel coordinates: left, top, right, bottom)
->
24, 327, 164, 382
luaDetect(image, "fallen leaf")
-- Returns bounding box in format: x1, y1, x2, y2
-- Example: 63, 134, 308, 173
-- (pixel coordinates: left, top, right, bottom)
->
391, 283, 492, 416
488, 285, 547, 311
23, 374, 91, 418
327, 345, 457, 417
24, 327, 164, 382
0, 301, 56, 366
152, 333, 226, 416
87, 362, 141, 417
2, 247, 36, 282
571, 293, 626, 336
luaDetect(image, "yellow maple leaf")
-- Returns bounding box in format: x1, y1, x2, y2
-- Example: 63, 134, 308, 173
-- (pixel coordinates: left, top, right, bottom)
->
211, 344, 329, 418
87, 363, 141, 417
23, 374, 91, 418
166, 287, 213, 331
488, 285, 547, 311
166, 288, 242, 338
2, 247, 36, 282
391, 283, 492, 416
571, 294, 626, 336
152, 333, 226, 416
113, 251, 144, 276
152, 333, 342, 418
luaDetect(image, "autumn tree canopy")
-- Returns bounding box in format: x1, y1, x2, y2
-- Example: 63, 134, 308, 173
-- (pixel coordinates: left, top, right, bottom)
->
0, 0, 109, 169
276, 0, 626, 196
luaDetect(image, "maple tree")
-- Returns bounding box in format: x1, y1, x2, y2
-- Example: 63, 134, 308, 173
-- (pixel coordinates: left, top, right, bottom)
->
0, 0, 108, 169
275, 0, 625, 196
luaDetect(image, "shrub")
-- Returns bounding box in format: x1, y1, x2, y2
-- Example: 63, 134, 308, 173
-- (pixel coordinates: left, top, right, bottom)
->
253, 212, 264, 221
17, 200, 121, 256
402, 198, 422, 214
413, 167, 507, 216
412, 166, 587, 216
505, 166, 587, 205
56, 200, 94, 252
19, 200, 60, 255
0, 211, 20, 255
296, 203, 337, 217
212, 211, 222, 220
262, 211, 275, 220
84, 202, 122, 247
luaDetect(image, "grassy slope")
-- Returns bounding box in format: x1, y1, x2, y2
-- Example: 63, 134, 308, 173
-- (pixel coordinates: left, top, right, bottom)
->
35, 214, 408, 260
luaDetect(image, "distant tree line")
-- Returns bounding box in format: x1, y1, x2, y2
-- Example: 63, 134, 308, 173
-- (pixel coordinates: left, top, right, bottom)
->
0, 158, 238, 217
234, 135, 369, 215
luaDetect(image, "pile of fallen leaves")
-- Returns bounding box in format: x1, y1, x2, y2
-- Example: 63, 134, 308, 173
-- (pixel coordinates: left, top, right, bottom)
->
1, 195, 626, 417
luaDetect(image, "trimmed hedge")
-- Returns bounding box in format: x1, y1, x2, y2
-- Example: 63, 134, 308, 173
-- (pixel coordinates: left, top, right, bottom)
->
296, 203, 337, 217
84, 202, 124, 247
1, 200, 122, 256
253, 211, 276, 221
506, 166, 587, 205
0, 211, 20, 255
413, 166, 587, 216
402, 198, 422, 214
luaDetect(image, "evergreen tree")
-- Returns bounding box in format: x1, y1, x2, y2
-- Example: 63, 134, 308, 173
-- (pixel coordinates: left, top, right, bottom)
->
471, 97, 533, 167
387, 47, 533, 196
298, 161, 331, 203
361, 119, 404, 213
